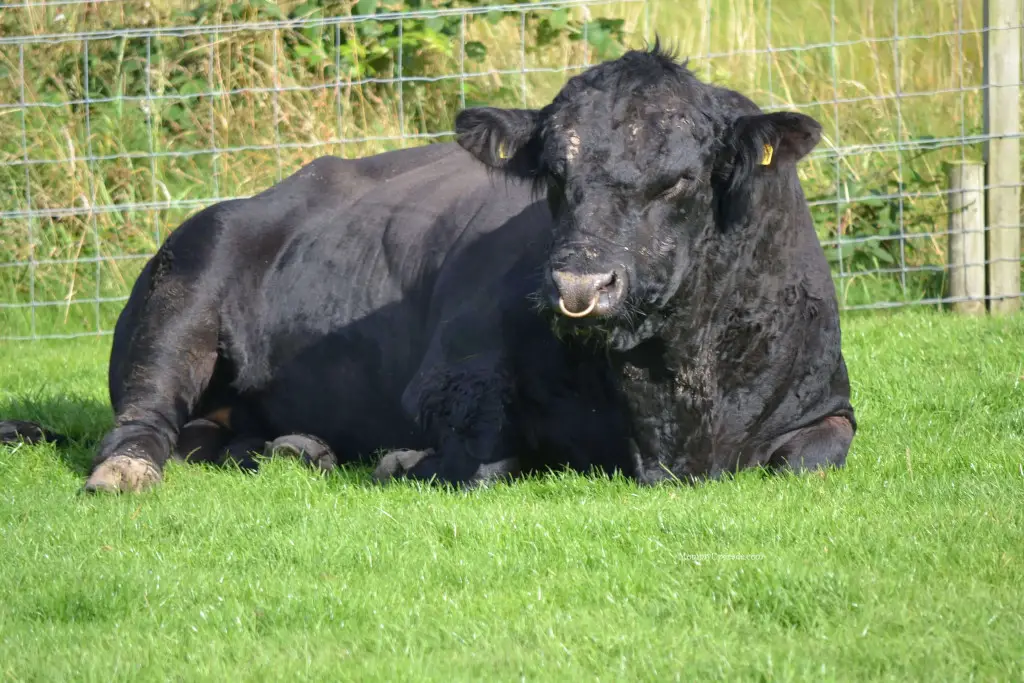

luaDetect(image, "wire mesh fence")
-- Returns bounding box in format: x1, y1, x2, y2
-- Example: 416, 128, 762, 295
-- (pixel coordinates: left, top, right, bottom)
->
0, 0, 1020, 340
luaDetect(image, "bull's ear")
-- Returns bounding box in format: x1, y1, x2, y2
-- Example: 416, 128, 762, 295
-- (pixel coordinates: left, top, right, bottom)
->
717, 112, 822, 192
455, 107, 542, 179
733, 111, 822, 166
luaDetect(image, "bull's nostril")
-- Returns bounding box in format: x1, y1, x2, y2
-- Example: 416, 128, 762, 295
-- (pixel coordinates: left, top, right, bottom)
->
551, 269, 621, 317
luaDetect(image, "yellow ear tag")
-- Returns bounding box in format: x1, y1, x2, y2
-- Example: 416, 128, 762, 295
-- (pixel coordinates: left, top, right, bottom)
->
760, 143, 774, 166
497, 141, 508, 160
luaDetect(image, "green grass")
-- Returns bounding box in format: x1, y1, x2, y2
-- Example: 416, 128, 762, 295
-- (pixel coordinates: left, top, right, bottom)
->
1, 309, 1022, 681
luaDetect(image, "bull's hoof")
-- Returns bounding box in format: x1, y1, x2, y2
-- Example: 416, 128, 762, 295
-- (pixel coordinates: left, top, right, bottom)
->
264, 434, 337, 473
83, 455, 163, 494
372, 448, 435, 483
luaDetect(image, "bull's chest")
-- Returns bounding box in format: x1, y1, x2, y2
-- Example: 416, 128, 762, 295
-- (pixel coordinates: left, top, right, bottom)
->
615, 356, 716, 466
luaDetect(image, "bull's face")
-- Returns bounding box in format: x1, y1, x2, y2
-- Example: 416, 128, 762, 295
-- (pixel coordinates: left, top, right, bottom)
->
455, 45, 821, 347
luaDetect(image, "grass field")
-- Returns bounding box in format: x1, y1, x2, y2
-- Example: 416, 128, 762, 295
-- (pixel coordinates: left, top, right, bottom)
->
1, 310, 1022, 681
0, 0, 1013, 338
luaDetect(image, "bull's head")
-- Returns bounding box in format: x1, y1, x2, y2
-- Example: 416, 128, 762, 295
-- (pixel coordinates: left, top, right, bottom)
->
455, 43, 822, 348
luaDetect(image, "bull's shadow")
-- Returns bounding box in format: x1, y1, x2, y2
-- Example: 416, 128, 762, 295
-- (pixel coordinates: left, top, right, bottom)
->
0, 393, 114, 476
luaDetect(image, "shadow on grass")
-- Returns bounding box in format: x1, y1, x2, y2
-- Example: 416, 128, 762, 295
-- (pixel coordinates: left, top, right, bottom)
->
0, 394, 386, 485
0, 394, 112, 476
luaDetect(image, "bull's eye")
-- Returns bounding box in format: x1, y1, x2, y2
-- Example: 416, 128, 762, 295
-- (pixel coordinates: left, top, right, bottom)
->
546, 172, 566, 197
542, 158, 565, 187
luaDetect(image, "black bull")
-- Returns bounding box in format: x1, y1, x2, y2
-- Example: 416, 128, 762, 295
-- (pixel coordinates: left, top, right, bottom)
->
1, 47, 855, 492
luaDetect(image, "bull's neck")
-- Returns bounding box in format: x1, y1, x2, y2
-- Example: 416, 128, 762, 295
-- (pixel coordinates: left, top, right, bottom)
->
607, 176, 811, 479
668, 174, 809, 351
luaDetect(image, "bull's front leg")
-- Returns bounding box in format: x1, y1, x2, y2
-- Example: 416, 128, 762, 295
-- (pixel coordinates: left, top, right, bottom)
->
372, 354, 522, 488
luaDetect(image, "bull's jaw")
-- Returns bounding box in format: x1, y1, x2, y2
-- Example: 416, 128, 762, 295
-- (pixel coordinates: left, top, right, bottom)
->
604, 312, 670, 352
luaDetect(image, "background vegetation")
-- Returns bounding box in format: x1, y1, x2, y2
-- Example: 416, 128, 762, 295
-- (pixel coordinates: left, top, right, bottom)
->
0, 0, 1011, 337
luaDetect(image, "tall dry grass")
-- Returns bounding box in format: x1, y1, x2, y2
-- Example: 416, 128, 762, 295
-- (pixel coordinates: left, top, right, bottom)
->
0, 0, 995, 336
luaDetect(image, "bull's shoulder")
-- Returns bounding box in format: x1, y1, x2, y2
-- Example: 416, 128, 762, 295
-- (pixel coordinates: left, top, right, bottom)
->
255, 143, 470, 199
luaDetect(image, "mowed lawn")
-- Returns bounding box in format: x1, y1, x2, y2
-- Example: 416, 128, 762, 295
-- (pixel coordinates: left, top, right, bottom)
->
0, 310, 1022, 681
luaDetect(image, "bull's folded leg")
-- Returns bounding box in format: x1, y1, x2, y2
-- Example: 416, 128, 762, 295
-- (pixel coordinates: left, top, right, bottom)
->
174, 417, 231, 464
374, 359, 523, 487
263, 433, 338, 473
767, 415, 854, 474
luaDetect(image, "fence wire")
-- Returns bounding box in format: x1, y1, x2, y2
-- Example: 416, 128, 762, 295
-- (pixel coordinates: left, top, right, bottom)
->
0, 0, 1021, 340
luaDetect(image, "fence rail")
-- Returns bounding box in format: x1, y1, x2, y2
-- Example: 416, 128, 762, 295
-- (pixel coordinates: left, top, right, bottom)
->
0, 0, 1021, 339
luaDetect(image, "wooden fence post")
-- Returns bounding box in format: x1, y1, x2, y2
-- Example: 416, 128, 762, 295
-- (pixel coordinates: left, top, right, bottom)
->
983, 0, 1022, 314
946, 161, 987, 315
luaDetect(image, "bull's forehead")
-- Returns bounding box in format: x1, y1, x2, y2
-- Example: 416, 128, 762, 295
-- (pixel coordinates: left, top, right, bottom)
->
546, 96, 707, 186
